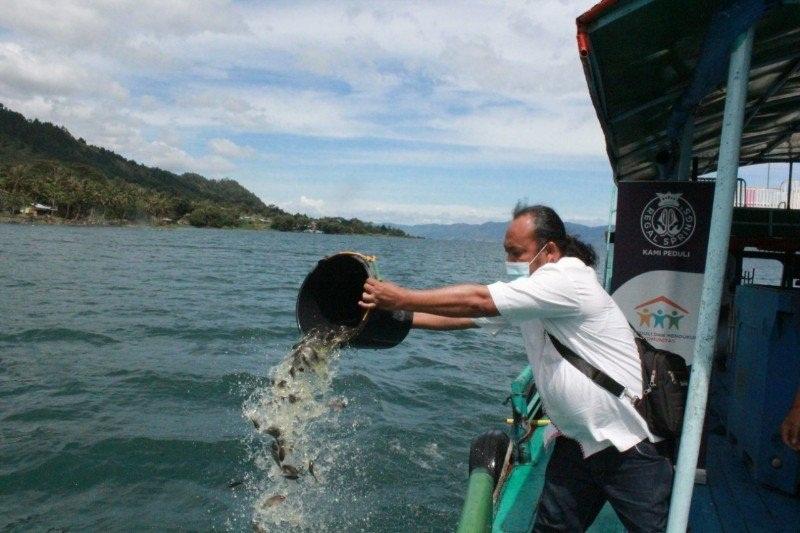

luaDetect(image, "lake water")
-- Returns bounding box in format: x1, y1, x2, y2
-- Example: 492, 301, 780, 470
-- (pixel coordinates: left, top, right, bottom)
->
0, 224, 529, 532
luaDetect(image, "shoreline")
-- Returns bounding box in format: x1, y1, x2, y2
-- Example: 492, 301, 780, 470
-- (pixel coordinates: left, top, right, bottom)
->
0, 214, 417, 238
0, 214, 173, 229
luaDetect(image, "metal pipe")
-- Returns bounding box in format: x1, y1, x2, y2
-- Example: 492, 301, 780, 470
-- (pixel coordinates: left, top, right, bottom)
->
510, 366, 534, 463
675, 120, 695, 181
754, 122, 800, 162
787, 157, 793, 210
603, 184, 618, 291
666, 26, 755, 533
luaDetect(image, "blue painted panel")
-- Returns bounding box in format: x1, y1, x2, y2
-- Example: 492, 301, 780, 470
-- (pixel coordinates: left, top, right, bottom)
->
728, 285, 800, 494
707, 434, 780, 530
688, 484, 723, 533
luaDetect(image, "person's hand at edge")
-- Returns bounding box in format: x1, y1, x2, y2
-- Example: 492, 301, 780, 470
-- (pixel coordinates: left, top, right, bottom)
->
781, 396, 800, 451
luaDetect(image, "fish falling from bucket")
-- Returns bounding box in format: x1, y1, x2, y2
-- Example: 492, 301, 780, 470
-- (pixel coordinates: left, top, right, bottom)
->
244, 326, 358, 481
243, 252, 413, 528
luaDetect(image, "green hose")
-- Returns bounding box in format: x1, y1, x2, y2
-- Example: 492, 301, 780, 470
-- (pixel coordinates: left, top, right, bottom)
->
456, 468, 494, 533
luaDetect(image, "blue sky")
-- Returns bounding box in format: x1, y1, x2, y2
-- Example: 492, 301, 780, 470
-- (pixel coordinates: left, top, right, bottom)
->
3, 0, 786, 226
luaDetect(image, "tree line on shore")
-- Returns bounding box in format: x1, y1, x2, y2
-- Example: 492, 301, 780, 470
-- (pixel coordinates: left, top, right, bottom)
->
0, 103, 407, 236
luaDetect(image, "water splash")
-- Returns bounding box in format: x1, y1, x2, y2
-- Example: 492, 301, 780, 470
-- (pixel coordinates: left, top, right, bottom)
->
241, 326, 359, 530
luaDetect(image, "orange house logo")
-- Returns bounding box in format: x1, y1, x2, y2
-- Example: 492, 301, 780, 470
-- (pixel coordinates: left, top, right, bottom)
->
634, 295, 689, 331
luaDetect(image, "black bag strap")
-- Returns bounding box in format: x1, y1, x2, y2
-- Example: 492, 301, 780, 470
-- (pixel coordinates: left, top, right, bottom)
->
628, 322, 649, 345
545, 332, 627, 399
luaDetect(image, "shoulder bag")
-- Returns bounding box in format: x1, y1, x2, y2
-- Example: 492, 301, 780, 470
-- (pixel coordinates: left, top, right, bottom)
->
545, 329, 689, 440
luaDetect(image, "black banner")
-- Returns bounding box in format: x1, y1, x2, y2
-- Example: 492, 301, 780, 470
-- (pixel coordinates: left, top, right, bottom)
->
611, 182, 715, 292
610, 182, 715, 360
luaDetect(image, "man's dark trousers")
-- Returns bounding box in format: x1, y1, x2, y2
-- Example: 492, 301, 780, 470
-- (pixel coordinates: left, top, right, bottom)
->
533, 437, 673, 532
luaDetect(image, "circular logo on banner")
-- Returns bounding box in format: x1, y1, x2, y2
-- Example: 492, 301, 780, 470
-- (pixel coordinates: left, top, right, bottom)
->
640, 192, 696, 249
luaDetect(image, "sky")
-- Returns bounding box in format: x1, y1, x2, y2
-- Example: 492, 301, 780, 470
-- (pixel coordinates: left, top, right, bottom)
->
0, 1, 702, 226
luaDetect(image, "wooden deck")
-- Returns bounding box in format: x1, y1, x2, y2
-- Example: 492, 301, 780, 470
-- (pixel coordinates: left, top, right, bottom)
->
689, 430, 800, 532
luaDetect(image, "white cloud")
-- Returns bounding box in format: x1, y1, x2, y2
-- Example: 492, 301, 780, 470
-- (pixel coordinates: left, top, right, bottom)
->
136, 140, 235, 176
299, 195, 325, 210
0, 42, 127, 99
170, 86, 373, 138
0, 1, 603, 153
237, 1, 589, 100
282, 197, 508, 225
0, 0, 242, 52
208, 137, 255, 159
434, 104, 604, 156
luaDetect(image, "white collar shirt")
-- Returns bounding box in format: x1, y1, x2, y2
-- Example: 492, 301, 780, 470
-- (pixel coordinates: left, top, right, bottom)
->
477, 257, 655, 457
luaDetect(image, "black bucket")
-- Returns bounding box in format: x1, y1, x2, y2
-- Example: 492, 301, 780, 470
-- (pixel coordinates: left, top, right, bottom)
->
295, 252, 413, 349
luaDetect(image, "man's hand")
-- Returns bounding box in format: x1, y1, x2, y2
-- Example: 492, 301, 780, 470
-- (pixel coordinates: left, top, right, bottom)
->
781, 404, 800, 451
359, 278, 498, 317
359, 277, 408, 311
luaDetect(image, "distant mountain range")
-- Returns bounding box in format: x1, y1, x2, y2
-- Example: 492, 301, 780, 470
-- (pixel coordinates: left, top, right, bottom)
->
396, 219, 605, 247
393, 220, 608, 264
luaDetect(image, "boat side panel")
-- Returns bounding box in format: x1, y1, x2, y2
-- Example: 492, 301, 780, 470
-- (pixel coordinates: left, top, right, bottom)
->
492, 430, 624, 532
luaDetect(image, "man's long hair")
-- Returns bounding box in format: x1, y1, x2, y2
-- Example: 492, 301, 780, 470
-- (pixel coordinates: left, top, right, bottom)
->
512, 203, 597, 267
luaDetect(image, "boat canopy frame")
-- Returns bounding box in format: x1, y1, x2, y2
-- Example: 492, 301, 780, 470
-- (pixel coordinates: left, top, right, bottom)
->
577, 1, 800, 531
579, 0, 800, 182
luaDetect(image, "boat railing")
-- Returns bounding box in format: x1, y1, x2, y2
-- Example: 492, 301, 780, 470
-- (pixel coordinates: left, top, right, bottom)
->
508, 366, 542, 464
741, 182, 799, 209
698, 176, 798, 209
740, 267, 756, 285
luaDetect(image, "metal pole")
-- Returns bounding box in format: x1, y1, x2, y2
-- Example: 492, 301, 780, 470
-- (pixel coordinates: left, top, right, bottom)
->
675, 120, 695, 181
666, 26, 755, 533
787, 157, 793, 210
603, 184, 618, 291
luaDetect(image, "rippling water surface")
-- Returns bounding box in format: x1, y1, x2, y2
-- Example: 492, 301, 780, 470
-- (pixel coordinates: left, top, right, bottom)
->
0, 224, 529, 531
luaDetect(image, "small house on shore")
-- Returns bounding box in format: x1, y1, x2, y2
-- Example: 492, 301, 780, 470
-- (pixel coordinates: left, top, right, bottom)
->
21, 203, 57, 216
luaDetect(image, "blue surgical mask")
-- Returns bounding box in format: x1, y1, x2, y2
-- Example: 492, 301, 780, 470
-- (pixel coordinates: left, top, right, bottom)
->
505, 245, 546, 279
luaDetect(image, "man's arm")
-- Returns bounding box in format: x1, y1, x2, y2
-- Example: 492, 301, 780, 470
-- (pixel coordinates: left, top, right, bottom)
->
412, 312, 479, 330
359, 278, 499, 318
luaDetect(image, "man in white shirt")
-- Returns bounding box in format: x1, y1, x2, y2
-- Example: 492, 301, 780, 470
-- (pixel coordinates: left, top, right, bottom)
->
359, 204, 672, 532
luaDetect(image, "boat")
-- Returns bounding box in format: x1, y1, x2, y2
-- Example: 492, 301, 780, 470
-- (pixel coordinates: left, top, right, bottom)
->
457, 1, 800, 531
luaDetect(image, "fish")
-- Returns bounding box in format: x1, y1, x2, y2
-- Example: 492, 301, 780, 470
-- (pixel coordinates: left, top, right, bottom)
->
292, 345, 319, 366
281, 464, 300, 480
248, 332, 353, 492
270, 440, 285, 465
259, 494, 286, 508
227, 479, 244, 489
328, 397, 348, 411
308, 460, 318, 482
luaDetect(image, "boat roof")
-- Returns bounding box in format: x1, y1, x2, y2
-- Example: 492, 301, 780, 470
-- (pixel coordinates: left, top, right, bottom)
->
577, 0, 800, 182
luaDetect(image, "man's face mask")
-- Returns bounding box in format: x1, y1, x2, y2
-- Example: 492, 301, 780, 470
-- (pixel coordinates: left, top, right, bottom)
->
505, 244, 546, 279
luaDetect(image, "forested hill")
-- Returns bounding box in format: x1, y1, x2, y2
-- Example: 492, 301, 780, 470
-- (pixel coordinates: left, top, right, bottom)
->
0, 104, 407, 236
0, 103, 270, 214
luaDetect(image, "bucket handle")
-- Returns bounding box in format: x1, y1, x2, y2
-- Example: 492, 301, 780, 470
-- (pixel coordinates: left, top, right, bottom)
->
335, 251, 381, 330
